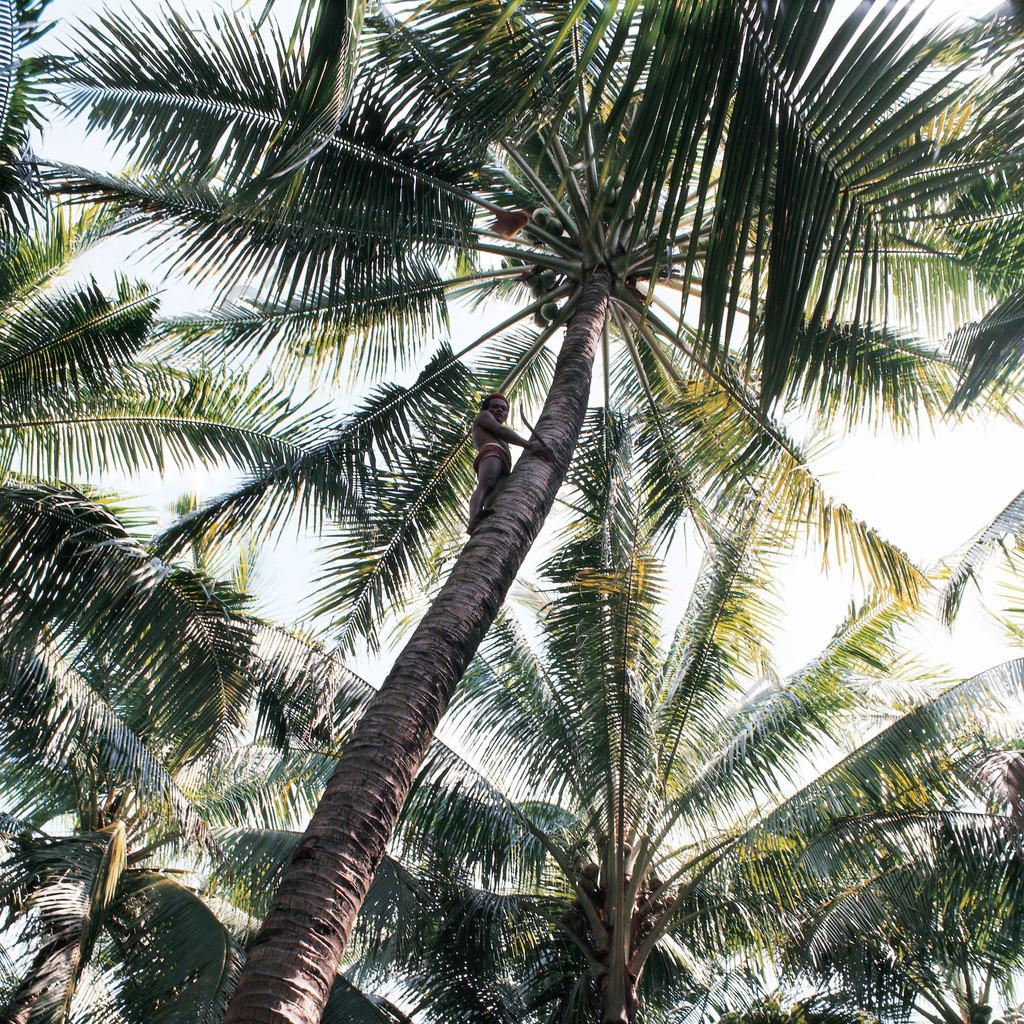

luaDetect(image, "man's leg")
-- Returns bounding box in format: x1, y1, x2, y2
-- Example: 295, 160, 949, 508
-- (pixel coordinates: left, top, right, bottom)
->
468, 456, 506, 533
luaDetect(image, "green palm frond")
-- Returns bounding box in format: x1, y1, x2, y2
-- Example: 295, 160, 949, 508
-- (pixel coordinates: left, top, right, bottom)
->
5, 364, 325, 483
0, 644, 206, 837
656, 523, 779, 789
0, 0, 56, 237
323, 974, 417, 1024
0, 826, 127, 1022
789, 809, 1024, 1022
399, 738, 566, 891
152, 345, 475, 567
0, 275, 155, 412
156, 278, 449, 383
206, 827, 300, 924
103, 871, 243, 1024
616, 338, 926, 604
939, 486, 1024, 628
0, 206, 115, 306
446, 610, 593, 814
748, 658, 1024, 850
539, 434, 667, 833
948, 290, 1024, 412
363, 0, 602, 154
57, 2, 480, 304
782, 323, 957, 432
0, 484, 260, 762
243, 0, 363, 191
314, 411, 473, 653
53, 160, 466, 313
663, 597, 911, 839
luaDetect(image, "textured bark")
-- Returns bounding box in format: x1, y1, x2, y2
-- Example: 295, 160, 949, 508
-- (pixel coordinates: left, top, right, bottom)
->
223, 264, 613, 1024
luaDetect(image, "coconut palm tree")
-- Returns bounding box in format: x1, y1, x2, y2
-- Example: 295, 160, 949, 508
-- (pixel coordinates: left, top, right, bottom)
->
784, 592, 1024, 1024
785, 776, 1024, 1024
0, 484, 420, 1023
52, 0, 1024, 1018
181, 420, 1024, 1024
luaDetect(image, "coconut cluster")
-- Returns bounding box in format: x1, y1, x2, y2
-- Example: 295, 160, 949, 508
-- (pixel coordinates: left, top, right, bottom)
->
603, 173, 635, 223
559, 857, 676, 954
522, 258, 562, 326
524, 206, 565, 241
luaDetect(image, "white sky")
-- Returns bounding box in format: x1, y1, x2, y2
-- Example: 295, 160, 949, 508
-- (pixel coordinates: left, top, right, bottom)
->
38, 0, 1024, 687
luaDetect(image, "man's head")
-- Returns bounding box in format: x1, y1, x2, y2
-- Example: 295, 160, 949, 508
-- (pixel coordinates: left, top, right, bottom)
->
481, 393, 509, 421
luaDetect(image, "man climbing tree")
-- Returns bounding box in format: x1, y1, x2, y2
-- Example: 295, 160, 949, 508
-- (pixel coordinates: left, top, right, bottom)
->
468, 392, 551, 533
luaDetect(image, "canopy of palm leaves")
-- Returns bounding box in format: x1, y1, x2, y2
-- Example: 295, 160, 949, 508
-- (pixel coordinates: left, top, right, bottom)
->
51, 0, 1024, 646
43, 1, 1024, 1019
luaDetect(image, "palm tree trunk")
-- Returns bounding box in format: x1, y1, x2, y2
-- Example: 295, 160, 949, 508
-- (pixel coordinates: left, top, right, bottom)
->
224, 264, 613, 1024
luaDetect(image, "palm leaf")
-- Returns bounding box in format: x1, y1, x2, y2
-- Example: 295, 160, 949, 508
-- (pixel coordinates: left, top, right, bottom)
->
104, 871, 243, 1024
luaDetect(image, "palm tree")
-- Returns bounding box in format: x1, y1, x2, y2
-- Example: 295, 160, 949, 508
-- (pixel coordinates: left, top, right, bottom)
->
53, 1, 1024, 1018
786, 774, 1024, 1024
321, 419, 1024, 1024
0, 483, 419, 1023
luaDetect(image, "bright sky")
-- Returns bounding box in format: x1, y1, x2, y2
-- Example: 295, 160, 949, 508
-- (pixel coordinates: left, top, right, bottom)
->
39, 0, 1024, 687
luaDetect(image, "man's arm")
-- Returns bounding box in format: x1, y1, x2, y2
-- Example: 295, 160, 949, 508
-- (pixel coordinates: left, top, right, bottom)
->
475, 411, 554, 460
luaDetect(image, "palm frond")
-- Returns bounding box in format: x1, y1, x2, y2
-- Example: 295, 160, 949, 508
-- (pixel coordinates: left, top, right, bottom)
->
0, 276, 155, 413
152, 345, 475, 571
0, 827, 127, 1022
665, 597, 910, 837
0, 484, 258, 762
323, 974, 417, 1024
749, 658, 1024, 846
104, 871, 244, 1024
939, 487, 1024, 628
5, 364, 325, 484
0, 643, 205, 837
947, 290, 1024, 412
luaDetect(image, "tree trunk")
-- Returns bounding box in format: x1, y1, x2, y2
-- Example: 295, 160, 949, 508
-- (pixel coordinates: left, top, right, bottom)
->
223, 264, 613, 1024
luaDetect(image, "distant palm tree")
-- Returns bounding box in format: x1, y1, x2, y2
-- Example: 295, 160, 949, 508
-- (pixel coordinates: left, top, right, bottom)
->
54, 0, 1024, 1018
787, 768, 1024, 1024
222, 421, 1023, 1024
0, 486, 410, 1023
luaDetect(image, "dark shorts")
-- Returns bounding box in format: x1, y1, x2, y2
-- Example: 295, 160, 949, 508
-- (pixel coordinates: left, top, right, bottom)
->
473, 442, 512, 474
